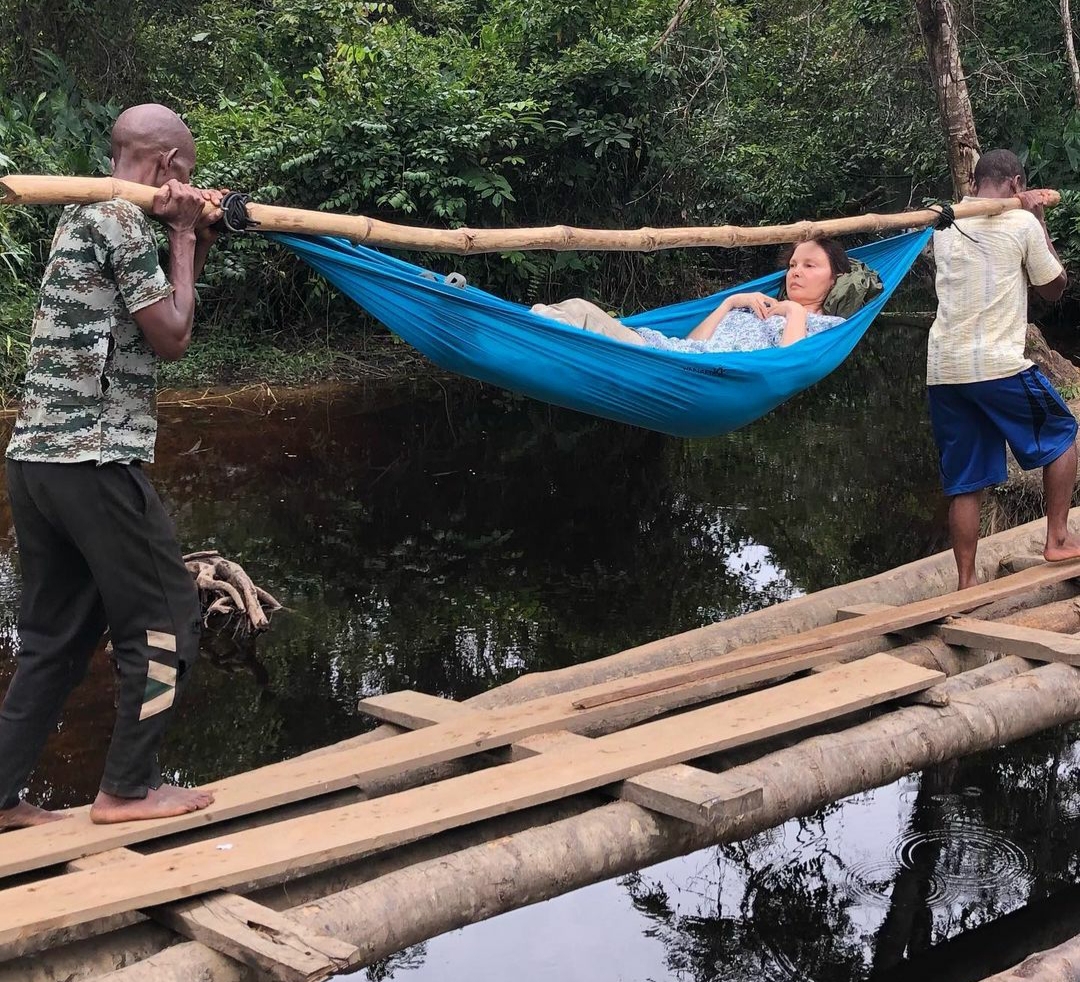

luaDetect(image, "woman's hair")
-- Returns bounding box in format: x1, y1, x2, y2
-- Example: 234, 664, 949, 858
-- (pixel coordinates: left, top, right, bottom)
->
778, 238, 851, 278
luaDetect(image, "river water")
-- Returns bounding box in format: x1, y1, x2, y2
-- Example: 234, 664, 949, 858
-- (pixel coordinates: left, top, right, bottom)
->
2, 326, 1080, 981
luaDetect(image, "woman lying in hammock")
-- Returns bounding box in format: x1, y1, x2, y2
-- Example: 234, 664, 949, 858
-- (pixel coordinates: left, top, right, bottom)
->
531, 239, 856, 353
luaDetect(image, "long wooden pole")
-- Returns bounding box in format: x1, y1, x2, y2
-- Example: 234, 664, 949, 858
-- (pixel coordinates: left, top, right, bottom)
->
0, 174, 1060, 255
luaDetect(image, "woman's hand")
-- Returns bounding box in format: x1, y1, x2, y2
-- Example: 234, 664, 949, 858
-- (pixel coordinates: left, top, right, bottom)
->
768, 299, 802, 318
727, 292, 778, 319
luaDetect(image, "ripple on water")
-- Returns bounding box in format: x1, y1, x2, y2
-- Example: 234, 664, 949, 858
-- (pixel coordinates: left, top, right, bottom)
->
841, 820, 1034, 909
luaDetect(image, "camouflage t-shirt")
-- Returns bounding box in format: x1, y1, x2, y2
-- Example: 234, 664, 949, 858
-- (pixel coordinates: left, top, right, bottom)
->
6, 199, 172, 464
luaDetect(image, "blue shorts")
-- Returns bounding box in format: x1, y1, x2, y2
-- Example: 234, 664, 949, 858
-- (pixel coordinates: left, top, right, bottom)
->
928, 367, 1078, 496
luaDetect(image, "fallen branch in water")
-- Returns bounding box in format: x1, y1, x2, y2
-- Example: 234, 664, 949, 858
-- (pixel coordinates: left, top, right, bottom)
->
183, 551, 282, 634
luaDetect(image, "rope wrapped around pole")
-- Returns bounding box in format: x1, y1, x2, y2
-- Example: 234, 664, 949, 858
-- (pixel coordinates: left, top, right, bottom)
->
0, 174, 1061, 255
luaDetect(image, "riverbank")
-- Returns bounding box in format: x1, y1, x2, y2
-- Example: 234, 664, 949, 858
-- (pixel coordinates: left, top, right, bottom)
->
0, 328, 456, 412
158, 328, 454, 391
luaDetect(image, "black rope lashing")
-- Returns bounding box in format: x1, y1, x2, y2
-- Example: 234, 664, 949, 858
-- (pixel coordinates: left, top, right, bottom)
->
214, 191, 258, 234
931, 201, 956, 229
929, 201, 980, 244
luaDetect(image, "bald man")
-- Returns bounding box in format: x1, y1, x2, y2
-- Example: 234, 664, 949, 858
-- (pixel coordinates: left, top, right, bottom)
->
0, 104, 224, 827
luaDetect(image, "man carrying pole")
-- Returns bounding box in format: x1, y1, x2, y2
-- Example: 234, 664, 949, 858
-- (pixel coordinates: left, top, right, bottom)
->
0, 104, 223, 827
928, 148, 1080, 590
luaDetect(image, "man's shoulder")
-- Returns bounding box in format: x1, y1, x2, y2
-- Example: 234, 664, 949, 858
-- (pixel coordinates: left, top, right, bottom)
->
937, 208, 1040, 259
71, 198, 155, 242
997, 208, 1042, 233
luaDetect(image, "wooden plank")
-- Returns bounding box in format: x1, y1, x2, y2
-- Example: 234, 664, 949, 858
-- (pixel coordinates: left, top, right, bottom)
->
149, 893, 359, 982
361, 690, 764, 824
567, 557, 1080, 711
936, 617, 1080, 664
0, 654, 941, 947
836, 602, 897, 620
512, 730, 765, 821
65, 852, 359, 982
359, 688, 456, 729
0, 644, 846, 879
2, 558, 1068, 880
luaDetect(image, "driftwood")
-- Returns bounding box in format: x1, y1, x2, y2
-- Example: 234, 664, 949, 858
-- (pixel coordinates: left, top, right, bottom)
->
0, 174, 1061, 253
182, 551, 281, 635
7, 511, 1080, 982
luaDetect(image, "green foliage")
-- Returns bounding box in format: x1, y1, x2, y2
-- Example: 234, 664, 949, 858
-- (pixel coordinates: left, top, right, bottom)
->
1, 0, 1080, 393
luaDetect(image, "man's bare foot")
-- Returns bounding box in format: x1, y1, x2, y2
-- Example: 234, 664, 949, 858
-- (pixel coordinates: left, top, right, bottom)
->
957, 574, 980, 592
1044, 533, 1080, 563
0, 800, 68, 830
89, 784, 215, 825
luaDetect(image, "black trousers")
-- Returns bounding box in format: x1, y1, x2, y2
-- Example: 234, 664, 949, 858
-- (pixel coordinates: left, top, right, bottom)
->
0, 459, 200, 805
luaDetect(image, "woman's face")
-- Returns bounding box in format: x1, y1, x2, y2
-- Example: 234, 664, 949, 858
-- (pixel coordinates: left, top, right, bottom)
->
785, 242, 836, 309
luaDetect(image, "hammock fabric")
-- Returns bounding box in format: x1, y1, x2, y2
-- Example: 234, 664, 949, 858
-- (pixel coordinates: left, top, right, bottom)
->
272, 227, 931, 438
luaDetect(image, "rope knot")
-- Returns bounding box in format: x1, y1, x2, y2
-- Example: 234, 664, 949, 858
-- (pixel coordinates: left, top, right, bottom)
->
215, 192, 258, 234
932, 202, 956, 230
930, 201, 979, 244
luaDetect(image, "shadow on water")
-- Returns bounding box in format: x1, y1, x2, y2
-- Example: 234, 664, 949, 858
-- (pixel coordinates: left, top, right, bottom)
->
7, 323, 1078, 979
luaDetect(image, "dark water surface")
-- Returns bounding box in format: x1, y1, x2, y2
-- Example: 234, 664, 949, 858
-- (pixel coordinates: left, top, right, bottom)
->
3, 327, 1080, 981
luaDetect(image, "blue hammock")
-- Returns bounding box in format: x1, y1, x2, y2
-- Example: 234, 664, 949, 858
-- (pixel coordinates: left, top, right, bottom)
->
272, 226, 931, 438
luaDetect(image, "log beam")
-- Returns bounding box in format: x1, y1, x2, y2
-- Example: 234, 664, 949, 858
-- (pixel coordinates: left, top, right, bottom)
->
976, 931, 1080, 980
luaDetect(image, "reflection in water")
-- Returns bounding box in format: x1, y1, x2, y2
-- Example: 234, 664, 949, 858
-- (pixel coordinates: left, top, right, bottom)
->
6, 327, 1076, 979
0, 328, 942, 798
611, 735, 1080, 982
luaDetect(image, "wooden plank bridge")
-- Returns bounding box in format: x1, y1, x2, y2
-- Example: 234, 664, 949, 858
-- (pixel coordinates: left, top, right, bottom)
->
6, 549, 1080, 982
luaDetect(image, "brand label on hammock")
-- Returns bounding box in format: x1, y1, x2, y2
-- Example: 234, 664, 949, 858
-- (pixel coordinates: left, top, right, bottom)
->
681, 364, 727, 377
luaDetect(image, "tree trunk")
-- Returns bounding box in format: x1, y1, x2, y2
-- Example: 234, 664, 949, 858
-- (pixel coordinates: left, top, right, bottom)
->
977, 932, 1080, 980
1063, 0, 1080, 108
915, 0, 981, 196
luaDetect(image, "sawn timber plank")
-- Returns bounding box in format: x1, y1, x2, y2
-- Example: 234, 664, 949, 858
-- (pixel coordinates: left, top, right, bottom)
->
0, 644, 845, 880
147, 893, 359, 982
0, 653, 941, 948
2, 557, 1069, 880
935, 617, 1080, 664
62, 851, 358, 982
359, 689, 764, 824
567, 557, 1080, 710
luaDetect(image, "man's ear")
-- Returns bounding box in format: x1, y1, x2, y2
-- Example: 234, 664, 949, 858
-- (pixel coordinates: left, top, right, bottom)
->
156, 147, 179, 183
